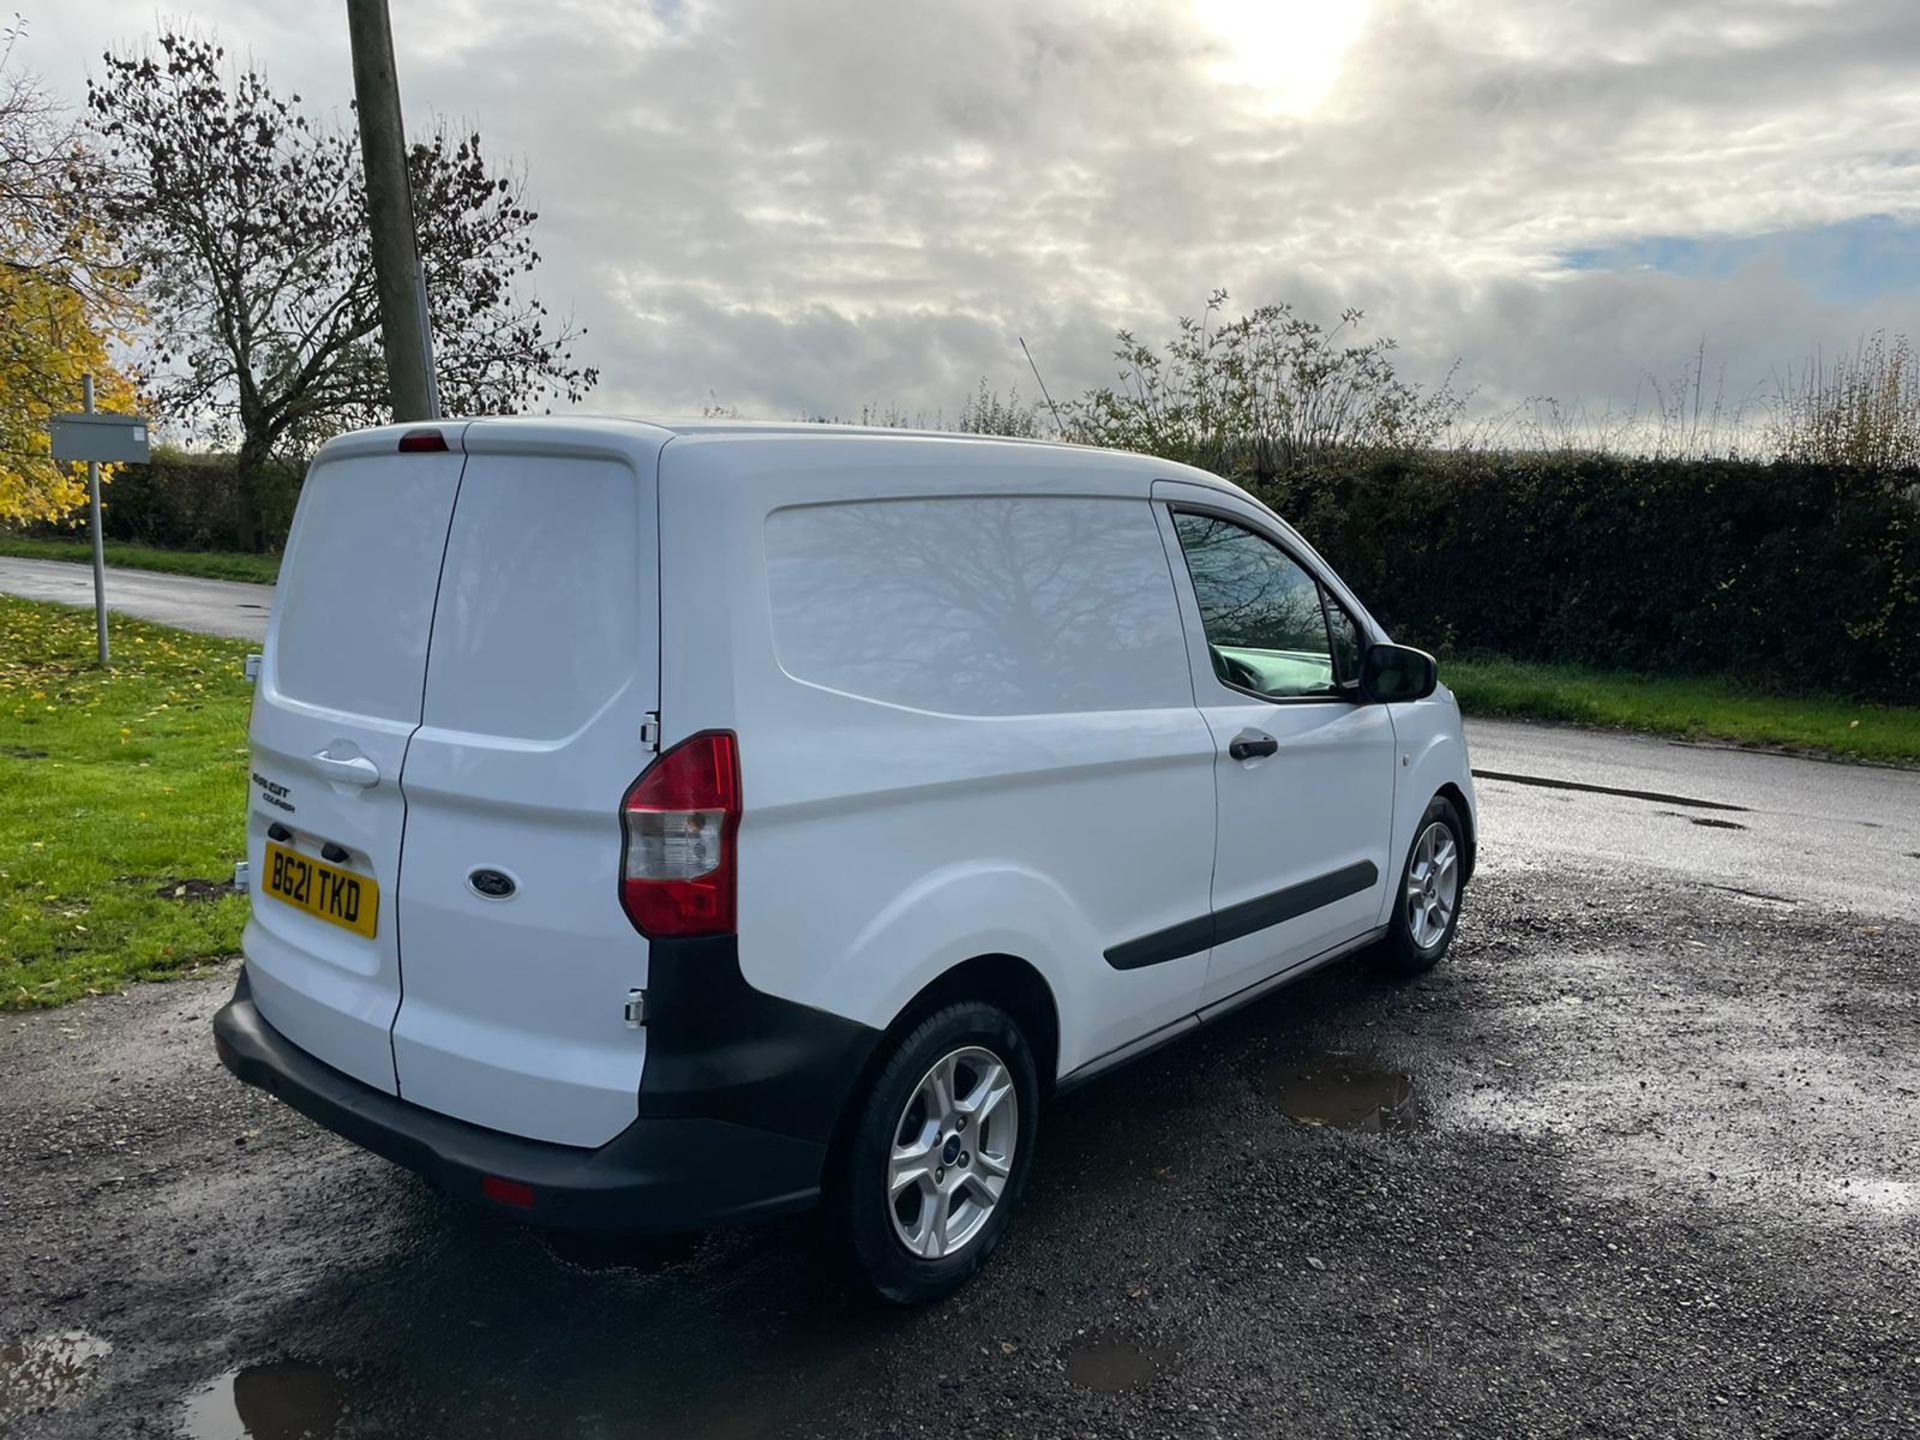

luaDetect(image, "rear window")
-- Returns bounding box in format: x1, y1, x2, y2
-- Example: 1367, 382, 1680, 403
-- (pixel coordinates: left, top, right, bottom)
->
274, 451, 463, 722
420, 455, 641, 741
764, 496, 1191, 716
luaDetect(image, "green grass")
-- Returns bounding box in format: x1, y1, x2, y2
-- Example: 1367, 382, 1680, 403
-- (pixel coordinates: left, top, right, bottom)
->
1445, 655, 1920, 765
0, 597, 253, 1008
0, 536, 279, 584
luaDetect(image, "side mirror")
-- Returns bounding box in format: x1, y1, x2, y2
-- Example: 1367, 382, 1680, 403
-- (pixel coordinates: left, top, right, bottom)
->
1360, 643, 1438, 703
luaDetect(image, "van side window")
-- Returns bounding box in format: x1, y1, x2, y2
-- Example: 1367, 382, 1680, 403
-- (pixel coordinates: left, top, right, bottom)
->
766, 497, 1193, 717
1171, 511, 1339, 700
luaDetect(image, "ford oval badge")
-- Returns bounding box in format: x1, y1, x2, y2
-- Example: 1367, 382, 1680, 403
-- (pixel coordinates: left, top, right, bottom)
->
468, 868, 516, 900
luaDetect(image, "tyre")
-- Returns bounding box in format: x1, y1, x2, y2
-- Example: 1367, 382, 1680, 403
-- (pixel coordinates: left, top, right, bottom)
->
1375, 794, 1466, 977
839, 1001, 1039, 1304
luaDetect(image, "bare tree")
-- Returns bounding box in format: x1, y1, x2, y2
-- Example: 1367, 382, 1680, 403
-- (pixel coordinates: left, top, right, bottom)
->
87, 30, 598, 548
1070, 289, 1465, 483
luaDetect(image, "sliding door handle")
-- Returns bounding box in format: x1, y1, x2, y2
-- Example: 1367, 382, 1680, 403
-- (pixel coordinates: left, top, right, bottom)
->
1228, 730, 1279, 762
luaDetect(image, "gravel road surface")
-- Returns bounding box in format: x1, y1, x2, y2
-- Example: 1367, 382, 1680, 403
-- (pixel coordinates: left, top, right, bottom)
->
4, 767, 1917, 1436
3, 556, 1917, 1437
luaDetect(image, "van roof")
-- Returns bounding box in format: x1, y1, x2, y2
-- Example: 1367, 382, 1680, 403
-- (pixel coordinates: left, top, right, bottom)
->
588, 415, 1080, 447
315, 414, 1250, 501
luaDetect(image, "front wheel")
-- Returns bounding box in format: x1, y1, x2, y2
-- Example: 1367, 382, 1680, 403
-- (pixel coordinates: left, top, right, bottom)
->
839, 1001, 1038, 1304
1375, 795, 1466, 976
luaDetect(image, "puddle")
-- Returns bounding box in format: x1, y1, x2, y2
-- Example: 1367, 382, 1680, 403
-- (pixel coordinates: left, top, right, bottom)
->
181, 1362, 346, 1440
1827, 1178, 1920, 1215
1063, 1335, 1179, 1393
0, 1331, 112, 1420
542, 1228, 704, 1272
1265, 1055, 1423, 1133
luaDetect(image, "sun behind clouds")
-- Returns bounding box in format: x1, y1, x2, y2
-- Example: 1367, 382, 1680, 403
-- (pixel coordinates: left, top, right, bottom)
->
1192, 0, 1373, 114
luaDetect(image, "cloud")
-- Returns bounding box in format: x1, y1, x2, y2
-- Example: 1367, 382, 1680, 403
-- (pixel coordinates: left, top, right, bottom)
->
18, 0, 1920, 422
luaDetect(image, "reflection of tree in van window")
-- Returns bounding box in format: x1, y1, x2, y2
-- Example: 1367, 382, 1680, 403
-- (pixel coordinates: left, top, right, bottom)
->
1172, 512, 1336, 698
765, 497, 1191, 717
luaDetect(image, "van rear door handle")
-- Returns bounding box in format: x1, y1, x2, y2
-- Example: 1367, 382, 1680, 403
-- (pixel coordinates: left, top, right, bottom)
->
1228, 730, 1279, 762
311, 751, 380, 787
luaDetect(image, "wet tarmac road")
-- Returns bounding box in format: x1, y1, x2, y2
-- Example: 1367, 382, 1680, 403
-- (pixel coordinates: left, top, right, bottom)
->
1470, 717, 1920, 921
0, 558, 273, 642
5, 775, 1918, 1436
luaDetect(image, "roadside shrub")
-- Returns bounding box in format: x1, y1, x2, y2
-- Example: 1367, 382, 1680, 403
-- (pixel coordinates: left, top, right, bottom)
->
28, 447, 302, 551
1769, 333, 1920, 470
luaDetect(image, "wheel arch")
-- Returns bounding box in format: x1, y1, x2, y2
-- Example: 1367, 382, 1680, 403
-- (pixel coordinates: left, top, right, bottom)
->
822, 952, 1060, 1196
1435, 781, 1477, 881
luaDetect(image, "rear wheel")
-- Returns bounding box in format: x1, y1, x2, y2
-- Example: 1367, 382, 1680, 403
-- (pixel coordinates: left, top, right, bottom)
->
1375, 795, 1466, 976
840, 1001, 1038, 1304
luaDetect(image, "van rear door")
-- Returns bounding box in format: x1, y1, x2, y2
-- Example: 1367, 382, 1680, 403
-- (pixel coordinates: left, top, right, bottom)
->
243, 426, 467, 1095
389, 424, 662, 1148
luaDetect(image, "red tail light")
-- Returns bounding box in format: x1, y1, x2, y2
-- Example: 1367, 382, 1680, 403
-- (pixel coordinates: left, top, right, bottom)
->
620, 731, 740, 937
397, 428, 448, 453
481, 1175, 535, 1209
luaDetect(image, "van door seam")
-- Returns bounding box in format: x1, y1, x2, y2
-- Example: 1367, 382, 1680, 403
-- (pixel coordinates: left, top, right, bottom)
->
388, 447, 472, 1097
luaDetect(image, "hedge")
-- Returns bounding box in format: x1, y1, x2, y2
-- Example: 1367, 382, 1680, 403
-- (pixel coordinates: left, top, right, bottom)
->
1253, 453, 1920, 707
28, 449, 304, 552
18, 443, 1919, 707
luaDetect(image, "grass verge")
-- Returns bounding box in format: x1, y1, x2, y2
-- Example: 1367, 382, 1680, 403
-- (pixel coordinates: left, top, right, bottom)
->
1445, 655, 1920, 765
1, 596, 252, 1008
0, 536, 279, 584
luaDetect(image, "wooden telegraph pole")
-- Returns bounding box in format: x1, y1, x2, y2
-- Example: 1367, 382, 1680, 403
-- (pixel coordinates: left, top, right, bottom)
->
345, 0, 439, 422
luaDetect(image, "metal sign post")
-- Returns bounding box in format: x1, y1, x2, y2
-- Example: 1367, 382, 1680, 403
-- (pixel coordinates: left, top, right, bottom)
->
49, 381, 152, 666
83, 377, 107, 663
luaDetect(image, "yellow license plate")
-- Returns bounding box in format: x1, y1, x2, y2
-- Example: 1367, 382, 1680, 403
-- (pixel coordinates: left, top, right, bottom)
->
262, 840, 378, 939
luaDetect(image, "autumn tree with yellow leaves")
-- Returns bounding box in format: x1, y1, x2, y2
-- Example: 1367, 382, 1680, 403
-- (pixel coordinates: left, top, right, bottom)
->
0, 19, 139, 525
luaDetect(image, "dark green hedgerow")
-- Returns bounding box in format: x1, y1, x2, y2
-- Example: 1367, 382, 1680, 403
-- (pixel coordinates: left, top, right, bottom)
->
1250, 451, 1920, 707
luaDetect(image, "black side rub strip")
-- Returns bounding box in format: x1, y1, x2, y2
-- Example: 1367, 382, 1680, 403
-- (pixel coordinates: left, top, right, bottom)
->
1105, 914, 1215, 972
1104, 860, 1380, 970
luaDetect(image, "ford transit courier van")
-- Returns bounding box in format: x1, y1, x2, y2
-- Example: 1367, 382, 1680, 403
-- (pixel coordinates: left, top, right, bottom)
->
213, 417, 1476, 1302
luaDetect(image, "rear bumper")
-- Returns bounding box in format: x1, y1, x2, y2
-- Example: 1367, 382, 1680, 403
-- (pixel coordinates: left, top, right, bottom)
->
212, 970, 825, 1232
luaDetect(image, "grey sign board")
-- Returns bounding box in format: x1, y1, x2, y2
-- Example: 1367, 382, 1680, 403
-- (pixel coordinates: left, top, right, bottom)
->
50, 413, 152, 465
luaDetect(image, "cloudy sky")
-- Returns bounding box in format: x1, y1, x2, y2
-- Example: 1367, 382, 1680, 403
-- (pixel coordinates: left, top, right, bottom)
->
19, 0, 1920, 427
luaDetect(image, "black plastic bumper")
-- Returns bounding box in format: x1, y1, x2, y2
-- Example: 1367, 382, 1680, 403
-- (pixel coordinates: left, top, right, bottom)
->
212, 971, 827, 1232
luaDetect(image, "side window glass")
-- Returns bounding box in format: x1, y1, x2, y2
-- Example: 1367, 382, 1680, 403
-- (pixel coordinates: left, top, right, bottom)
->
1324, 593, 1363, 688
765, 497, 1193, 716
1171, 511, 1337, 699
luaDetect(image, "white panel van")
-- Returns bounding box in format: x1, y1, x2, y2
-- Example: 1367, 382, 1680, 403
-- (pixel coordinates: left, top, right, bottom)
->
214, 418, 1476, 1302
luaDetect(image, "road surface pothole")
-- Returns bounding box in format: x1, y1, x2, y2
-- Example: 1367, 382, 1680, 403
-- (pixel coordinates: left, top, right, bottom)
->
1063, 1335, 1180, 1393
1265, 1054, 1423, 1133
0, 1331, 113, 1422
180, 1362, 346, 1440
